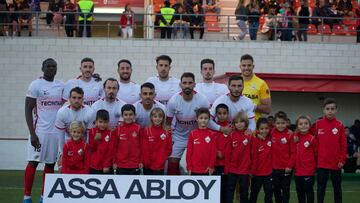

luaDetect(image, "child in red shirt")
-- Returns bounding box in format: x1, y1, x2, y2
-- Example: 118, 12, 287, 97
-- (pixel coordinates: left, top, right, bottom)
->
312, 98, 346, 203
225, 112, 252, 203
62, 121, 90, 174
88, 109, 115, 174
294, 115, 317, 203
142, 108, 172, 175
250, 118, 273, 203
214, 103, 231, 203
113, 104, 143, 175
186, 107, 217, 175
271, 111, 296, 203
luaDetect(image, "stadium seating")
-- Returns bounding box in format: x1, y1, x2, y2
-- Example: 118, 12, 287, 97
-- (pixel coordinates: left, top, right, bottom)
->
307, 24, 318, 34
333, 24, 346, 35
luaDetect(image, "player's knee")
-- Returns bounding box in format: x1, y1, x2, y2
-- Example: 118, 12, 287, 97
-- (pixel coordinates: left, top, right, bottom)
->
28, 161, 39, 168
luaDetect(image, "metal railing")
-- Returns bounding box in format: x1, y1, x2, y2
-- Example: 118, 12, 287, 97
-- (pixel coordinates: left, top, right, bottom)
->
0, 11, 358, 42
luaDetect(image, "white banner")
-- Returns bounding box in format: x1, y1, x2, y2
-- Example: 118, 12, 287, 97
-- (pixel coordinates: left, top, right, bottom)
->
43, 174, 220, 203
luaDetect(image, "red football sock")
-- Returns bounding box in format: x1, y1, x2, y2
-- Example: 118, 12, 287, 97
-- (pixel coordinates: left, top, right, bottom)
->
167, 161, 180, 175
41, 166, 54, 195
24, 163, 37, 196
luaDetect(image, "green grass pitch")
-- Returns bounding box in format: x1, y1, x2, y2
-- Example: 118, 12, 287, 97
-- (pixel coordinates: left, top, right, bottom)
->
0, 170, 359, 203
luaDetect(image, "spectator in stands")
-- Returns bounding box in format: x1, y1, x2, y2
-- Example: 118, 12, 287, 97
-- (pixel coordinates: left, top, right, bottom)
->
15, 0, 32, 37
159, 0, 175, 39
189, 4, 205, 39
46, 0, 63, 28
356, 8, 360, 42
63, 0, 76, 37
312, 1, 322, 31
261, 5, 278, 40
233, 0, 249, 40
297, 0, 312, 41
172, 4, 190, 38
346, 126, 360, 172
337, 0, 353, 16
29, 0, 40, 12
120, 4, 135, 38
0, 0, 9, 36
322, 3, 343, 30
280, 2, 294, 41
185, 0, 201, 14
247, 0, 261, 40
172, 0, 184, 11
204, 0, 221, 15
350, 119, 360, 145
78, 0, 94, 37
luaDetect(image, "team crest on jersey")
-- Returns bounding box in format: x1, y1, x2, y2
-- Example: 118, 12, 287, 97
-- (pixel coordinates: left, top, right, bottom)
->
105, 135, 110, 142
160, 133, 166, 140
205, 136, 211, 143
332, 128, 338, 135
132, 131, 138, 137
67, 151, 73, 156
194, 138, 200, 145
267, 141, 272, 147
304, 141, 310, 148
78, 149, 83, 156
232, 141, 238, 147
243, 139, 249, 146
251, 83, 256, 90
281, 137, 287, 144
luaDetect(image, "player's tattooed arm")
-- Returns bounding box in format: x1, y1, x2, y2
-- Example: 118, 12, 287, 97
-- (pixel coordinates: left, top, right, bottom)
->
25, 97, 40, 149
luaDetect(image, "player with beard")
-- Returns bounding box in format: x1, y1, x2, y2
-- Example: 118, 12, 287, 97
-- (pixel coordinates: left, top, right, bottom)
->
166, 72, 232, 175
133, 82, 166, 128
117, 59, 141, 104
211, 74, 256, 131
146, 55, 181, 107
195, 58, 228, 106
63, 58, 102, 106
24, 58, 64, 203
92, 78, 126, 130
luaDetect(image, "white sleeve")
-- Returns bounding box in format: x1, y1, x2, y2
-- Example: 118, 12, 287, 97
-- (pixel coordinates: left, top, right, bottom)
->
208, 119, 221, 131
246, 102, 256, 131
54, 110, 66, 153
166, 96, 176, 118
26, 81, 39, 99
85, 107, 95, 129
210, 97, 220, 119
62, 81, 72, 101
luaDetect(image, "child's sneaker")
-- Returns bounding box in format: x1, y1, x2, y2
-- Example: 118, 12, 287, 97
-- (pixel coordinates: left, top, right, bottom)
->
23, 198, 32, 203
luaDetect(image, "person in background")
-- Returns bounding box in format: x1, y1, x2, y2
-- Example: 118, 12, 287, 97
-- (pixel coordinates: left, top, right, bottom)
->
233, 0, 249, 40
172, 4, 189, 39
337, 0, 353, 16
77, 0, 94, 37
345, 126, 360, 173
297, 0, 312, 41
0, 0, 9, 36
189, 4, 205, 39
159, 0, 175, 39
63, 0, 76, 37
248, 0, 261, 40
46, 0, 63, 28
120, 4, 135, 38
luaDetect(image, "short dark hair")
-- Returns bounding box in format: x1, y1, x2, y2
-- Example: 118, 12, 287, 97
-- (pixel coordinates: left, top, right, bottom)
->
69, 87, 84, 97
228, 74, 243, 85
96, 109, 109, 121
141, 82, 155, 90
164, 0, 171, 7
42, 58, 56, 68
156, 55, 172, 65
274, 111, 288, 121
256, 117, 269, 129
103, 78, 119, 89
196, 107, 210, 118
323, 97, 337, 107
215, 103, 229, 114
121, 104, 136, 115
81, 57, 94, 65
240, 54, 254, 63
181, 72, 195, 82
117, 59, 132, 68
200, 58, 215, 70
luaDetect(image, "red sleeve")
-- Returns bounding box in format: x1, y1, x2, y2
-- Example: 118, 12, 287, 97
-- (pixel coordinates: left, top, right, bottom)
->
88, 128, 98, 152
209, 134, 217, 169
339, 124, 347, 165
112, 128, 118, 165
310, 122, 317, 137
287, 133, 297, 168
224, 134, 232, 174
166, 130, 173, 157
250, 138, 259, 175
61, 143, 69, 174
141, 128, 150, 168
83, 144, 90, 174
186, 132, 194, 172
311, 135, 318, 164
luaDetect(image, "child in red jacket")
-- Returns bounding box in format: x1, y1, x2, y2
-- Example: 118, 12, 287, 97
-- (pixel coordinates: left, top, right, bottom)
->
224, 112, 252, 203
271, 111, 296, 203
249, 118, 273, 203
214, 103, 231, 203
311, 98, 347, 203
113, 104, 143, 175
186, 107, 217, 175
294, 115, 317, 203
88, 109, 115, 174
142, 108, 172, 175
62, 121, 90, 174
